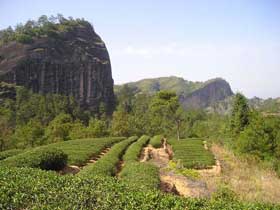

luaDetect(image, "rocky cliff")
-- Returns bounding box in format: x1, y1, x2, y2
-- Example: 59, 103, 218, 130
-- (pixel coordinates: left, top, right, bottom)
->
0, 20, 114, 113
180, 78, 233, 110
115, 76, 233, 110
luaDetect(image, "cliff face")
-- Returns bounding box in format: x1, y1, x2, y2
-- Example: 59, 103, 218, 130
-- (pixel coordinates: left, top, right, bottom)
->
0, 22, 114, 113
115, 76, 234, 110
180, 78, 233, 110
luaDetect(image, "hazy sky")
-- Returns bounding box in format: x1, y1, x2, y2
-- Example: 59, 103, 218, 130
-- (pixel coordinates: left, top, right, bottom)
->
1, 0, 280, 98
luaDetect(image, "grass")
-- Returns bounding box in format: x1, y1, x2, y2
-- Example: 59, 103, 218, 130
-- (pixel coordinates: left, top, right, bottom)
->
168, 138, 215, 169
201, 144, 280, 204
0, 166, 279, 209
0, 137, 124, 167
79, 136, 138, 177
149, 135, 164, 148
119, 135, 160, 190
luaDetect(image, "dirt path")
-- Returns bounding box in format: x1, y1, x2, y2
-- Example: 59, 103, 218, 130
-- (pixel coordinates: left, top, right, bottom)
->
60, 147, 111, 175
141, 139, 210, 198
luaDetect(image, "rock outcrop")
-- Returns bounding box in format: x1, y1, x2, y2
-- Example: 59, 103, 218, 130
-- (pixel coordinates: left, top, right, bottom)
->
115, 77, 233, 110
181, 78, 233, 110
0, 21, 114, 113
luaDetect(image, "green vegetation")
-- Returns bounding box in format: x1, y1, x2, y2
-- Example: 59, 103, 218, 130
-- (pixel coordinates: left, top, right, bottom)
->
119, 135, 160, 190
0, 14, 90, 46
111, 89, 185, 138
166, 160, 201, 180
79, 136, 137, 177
122, 135, 150, 162
119, 162, 160, 190
0, 84, 113, 151
149, 135, 164, 148
114, 76, 203, 97
0, 166, 279, 210
230, 93, 250, 135
0, 147, 67, 170
0, 137, 124, 167
0, 148, 24, 160
169, 138, 215, 169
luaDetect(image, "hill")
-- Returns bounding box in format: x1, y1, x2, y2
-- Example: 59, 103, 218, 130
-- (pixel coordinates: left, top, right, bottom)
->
115, 76, 234, 110
0, 15, 114, 114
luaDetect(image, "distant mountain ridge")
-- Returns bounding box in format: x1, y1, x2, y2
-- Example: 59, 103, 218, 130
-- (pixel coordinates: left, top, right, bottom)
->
115, 76, 234, 110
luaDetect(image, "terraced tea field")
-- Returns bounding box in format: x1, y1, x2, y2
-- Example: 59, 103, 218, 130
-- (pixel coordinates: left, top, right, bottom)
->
0, 137, 125, 168
0, 136, 279, 209
168, 138, 215, 169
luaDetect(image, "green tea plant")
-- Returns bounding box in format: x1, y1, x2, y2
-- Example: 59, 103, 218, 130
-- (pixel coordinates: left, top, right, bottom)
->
149, 135, 164, 148
120, 135, 160, 190
0, 148, 67, 170
168, 138, 215, 169
0, 166, 279, 210
123, 135, 150, 162
0, 137, 124, 167
79, 136, 138, 177
0, 149, 24, 160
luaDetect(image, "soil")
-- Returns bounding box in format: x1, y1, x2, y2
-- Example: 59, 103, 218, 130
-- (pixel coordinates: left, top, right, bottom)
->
140, 139, 211, 198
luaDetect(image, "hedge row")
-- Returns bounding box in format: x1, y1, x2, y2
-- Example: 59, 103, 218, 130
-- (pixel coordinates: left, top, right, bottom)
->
0, 166, 279, 210
120, 135, 160, 190
0, 148, 67, 170
79, 136, 138, 177
149, 135, 164, 148
0, 149, 24, 160
122, 135, 150, 162
168, 138, 215, 169
0, 137, 124, 167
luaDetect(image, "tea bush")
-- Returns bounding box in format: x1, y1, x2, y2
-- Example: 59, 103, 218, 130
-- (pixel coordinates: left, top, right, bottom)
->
0, 137, 124, 167
168, 138, 215, 169
0, 166, 279, 210
149, 135, 164, 148
79, 136, 137, 177
123, 135, 150, 162
0, 147, 67, 170
120, 135, 160, 190
0, 149, 24, 160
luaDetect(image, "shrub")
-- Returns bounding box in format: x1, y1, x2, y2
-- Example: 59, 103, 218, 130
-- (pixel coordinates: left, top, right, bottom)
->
38, 148, 68, 170
0, 166, 279, 210
149, 135, 163, 148
0, 149, 24, 160
123, 135, 150, 162
79, 136, 137, 177
168, 138, 215, 169
0, 137, 124, 167
120, 135, 160, 190
0, 147, 68, 171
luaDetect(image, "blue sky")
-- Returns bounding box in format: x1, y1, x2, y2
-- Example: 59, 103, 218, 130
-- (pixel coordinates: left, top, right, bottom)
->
0, 0, 280, 98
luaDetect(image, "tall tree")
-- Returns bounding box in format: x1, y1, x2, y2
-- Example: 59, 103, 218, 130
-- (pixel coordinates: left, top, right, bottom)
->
230, 93, 250, 135
149, 91, 184, 139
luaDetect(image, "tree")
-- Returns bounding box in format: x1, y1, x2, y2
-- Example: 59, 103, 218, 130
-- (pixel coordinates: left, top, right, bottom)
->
87, 118, 108, 137
149, 91, 184, 139
117, 84, 135, 113
110, 107, 132, 137
45, 113, 73, 143
230, 93, 250, 135
0, 117, 13, 151
12, 119, 44, 148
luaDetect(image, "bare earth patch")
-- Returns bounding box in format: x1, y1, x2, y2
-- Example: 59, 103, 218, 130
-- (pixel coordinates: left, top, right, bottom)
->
141, 139, 210, 198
